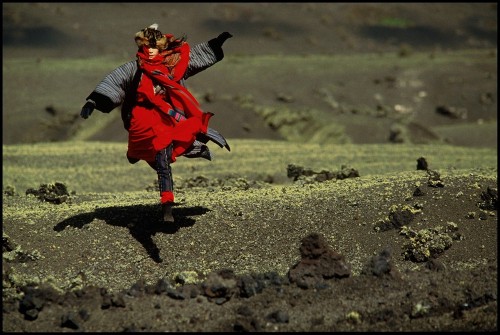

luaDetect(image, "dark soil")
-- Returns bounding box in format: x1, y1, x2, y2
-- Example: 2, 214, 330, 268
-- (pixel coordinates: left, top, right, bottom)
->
3, 168, 497, 332
3, 250, 497, 332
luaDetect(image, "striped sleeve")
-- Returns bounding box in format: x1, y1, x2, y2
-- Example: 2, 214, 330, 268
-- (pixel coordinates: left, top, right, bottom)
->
92, 61, 138, 107
184, 42, 221, 79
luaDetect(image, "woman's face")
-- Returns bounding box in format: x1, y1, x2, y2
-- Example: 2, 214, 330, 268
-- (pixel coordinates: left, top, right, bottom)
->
148, 47, 159, 59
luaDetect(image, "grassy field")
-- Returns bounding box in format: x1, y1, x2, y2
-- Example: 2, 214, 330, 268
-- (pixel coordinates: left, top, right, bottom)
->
2, 139, 497, 291
3, 140, 497, 195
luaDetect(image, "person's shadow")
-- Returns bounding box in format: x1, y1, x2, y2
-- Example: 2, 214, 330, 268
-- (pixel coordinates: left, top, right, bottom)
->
53, 203, 210, 263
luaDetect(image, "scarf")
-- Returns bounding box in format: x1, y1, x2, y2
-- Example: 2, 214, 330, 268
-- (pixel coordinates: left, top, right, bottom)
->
135, 44, 212, 133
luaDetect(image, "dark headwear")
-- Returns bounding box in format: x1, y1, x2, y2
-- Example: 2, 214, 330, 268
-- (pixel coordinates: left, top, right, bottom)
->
135, 23, 168, 51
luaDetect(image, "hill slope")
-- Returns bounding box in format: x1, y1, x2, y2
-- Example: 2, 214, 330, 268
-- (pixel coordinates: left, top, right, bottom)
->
3, 140, 497, 331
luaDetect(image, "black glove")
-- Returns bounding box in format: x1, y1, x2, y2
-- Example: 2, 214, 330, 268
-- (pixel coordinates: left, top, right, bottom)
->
208, 32, 233, 60
216, 32, 233, 47
80, 101, 95, 119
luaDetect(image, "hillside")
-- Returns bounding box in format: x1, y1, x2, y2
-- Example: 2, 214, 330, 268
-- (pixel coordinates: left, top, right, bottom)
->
2, 3, 497, 148
3, 140, 498, 331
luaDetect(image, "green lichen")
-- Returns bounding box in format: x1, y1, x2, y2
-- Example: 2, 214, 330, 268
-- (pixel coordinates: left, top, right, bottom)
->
411, 301, 431, 318
174, 271, 201, 285
346, 310, 362, 324
402, 226, 453, 262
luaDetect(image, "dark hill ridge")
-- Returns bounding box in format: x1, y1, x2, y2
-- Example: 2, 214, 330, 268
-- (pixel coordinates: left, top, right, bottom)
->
2, 3, 497, 148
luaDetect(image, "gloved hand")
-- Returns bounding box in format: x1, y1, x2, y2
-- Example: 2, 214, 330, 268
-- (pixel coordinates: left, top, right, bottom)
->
80, 100, 95, 119
216, 32, 233, 47
208, 32, 233, 60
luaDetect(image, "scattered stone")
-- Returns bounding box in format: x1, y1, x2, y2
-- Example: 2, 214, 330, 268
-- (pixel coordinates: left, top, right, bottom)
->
2, 233, 16, 253
238, 275, 261, 298
237, 271, 286, 298
234, 306, 261, 332
389, 206, 416, 229
361, 247, 400, 278
402, 227, 453, 262
177, 284, 200, 299
267, 310, 289, 323
167, 290, 186, 300
374, 204, 419, 231
175, 271, 200, 285
436, 105, 467, 119
416, 157, 428, 170
19, 284, 61, 321
100, 288, 112, 310
175, 176, 268, 190
427, 170, 444, 188
3, 185, 18, 196
478, 211, 488, 220
19, 294, 44, 321
201, 269, 238, 303
413, 187, 425, 196
286, 164, 359, 184
477, 186, 498, 210
60, 312, 80, 329
154, 277, 173, 294
44, 105, 58, 116
127, 280, 146, 297
479, 92, 494, 105
466, 212, 476, 219
276, 92, 294, 103
78, 308, 91, 321
288, 233, 351, 289
25, 182, 71, 204
425, 259, 446, 272
112, 294, 126, 308
336, 165, 360, 180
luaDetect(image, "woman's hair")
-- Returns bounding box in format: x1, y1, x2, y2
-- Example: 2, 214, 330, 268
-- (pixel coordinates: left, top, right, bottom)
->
135, 23, 167, 51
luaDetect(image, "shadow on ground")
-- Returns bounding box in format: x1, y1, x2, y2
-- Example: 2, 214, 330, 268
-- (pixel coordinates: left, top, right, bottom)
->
53, 204, 210, 263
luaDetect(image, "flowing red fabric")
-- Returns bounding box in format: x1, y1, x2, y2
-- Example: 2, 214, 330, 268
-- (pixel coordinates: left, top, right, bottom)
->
127, 44, 213, 163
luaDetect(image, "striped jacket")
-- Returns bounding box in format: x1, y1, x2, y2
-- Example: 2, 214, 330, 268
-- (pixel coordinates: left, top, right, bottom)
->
86, 40, 229, 159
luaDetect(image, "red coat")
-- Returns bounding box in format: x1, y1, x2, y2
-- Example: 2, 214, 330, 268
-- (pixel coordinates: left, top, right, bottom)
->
127, 44, 212, 163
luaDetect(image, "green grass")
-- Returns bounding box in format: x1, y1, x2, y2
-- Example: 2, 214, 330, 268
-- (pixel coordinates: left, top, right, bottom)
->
378, 17, 414, 29
2, 139, 497, 293
3, 140, 497, 195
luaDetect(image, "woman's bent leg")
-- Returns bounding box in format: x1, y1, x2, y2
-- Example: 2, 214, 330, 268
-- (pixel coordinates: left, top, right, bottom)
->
155, 144, 175, 222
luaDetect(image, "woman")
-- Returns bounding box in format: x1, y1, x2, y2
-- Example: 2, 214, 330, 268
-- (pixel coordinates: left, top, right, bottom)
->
80, 24, 232, 222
